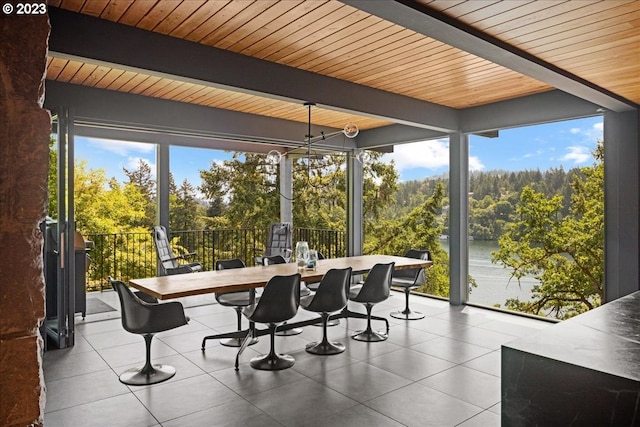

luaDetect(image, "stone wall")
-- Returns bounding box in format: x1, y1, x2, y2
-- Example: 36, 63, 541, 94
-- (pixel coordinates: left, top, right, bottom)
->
0, 11, 51, 427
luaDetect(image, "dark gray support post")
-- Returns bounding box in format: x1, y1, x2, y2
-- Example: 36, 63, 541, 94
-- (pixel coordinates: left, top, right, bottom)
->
280, 155, 292, 224
604, 110, 640, 301
346, 152, 364, 256
449, 132, 469, 305
156, 144, 169, 231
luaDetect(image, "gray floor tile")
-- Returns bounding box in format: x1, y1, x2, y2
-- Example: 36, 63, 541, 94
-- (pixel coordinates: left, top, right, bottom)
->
97, 338, 178, 369
456, 409, 501, 426
43, 347, 111, 381
211, 364, 308, 397
43, 393, 157, 427
446, 327, 518, 350
301, 403, 405, 427
365, 382, 484, 427
162, 397, 282, 427
133, 374, 237, 422
410, 336, 493, 364
368, 347, 456, 381
310, 361, 412, 403
45, 369, 129, 413
462, 349, 501, 377
245, 378, 358, 426
419, 365, 501, 409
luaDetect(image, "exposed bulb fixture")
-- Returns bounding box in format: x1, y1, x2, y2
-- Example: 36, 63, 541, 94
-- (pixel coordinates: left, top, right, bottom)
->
266, 149, 282, 164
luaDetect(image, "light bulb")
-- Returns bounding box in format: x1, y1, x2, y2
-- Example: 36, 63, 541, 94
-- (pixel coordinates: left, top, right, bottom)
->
355, 149, 367, 164
266, 150, 282, 165
343, 122, 359, 138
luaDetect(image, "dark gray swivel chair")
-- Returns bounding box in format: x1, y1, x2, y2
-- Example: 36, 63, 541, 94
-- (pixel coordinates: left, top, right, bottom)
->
349, 262, 395, 342
214, 258, 258, 347
263, 254, 308, 335
152, 225, 202, 275
390, 249, 431, 320
109, 278, 189, 385
300, 267, 352, 355
242, 273, 301, 370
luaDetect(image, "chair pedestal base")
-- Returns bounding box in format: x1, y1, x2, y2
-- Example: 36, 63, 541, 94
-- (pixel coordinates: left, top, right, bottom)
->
275, 325, 303, 336
351, 329, 388, 342
220, 336, 259, 347
306, 340, 345, 355
250, 353, 295, 370
119, 364, 176, 385
390, 309, 425, 320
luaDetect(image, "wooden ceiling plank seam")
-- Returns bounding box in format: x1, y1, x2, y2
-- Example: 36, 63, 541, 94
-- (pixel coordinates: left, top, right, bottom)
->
246, 1, 343, 59
467, 0, 569, 33
326, 30, 429, 78
221, 0, 306, 52
152, 0, 208, 35
149, 80, 190, 99
294, 20, 402, 73
184, 87, 219, 105
352, 43, 463, 86
69, 63, 98, 85
162, 81, 200, 101
335, 36, 445, 82
325, 36, 451, 84
105, 70, 140, 91
539, 33, 640, 66
496, 1, 640, 44
512, 7, 640, 54
93, 68, 126, 89
485, 0, 602, 40
172, 84, 211, 103
59, 0, 86, 13
169, 0, 230, 39
143, 78, 184, 98
56, 60, 83, 82
233, 1, 326, 55
199, 1, 279, 47
127, 75, 163, 95
100, 0, 135, 21
449, 0, 539, 27
48, 0, 63, 7
46, 57, 67, 80
88, 65, 121, 88
136, 0, 184, 32
191, 1, 259, 45
424, 0, 502, 19
258, 3, 361, 63
269, 8, 379, 66
116, 72, 153, 93
118, 0, 159, 27
522, 19, 640, 58
79, 0, 110, 18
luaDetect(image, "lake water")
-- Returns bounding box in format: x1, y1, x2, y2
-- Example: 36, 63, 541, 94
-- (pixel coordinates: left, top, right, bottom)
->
439, 240, 538, 308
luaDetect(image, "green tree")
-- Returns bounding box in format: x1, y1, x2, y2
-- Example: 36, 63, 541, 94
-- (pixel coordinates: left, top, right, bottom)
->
170, 179, 204, 231
492, 143, 604, 319
123, 159, 156, 228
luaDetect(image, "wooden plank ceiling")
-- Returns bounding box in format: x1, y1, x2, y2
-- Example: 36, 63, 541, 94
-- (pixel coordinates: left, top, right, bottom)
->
46, 0, 640, 130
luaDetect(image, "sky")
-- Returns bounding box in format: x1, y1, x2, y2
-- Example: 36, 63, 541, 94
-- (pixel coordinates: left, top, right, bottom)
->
74, 115, 603, 188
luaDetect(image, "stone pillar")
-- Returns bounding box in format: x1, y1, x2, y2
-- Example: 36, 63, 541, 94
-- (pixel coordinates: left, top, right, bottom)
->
0, 11, 51, 427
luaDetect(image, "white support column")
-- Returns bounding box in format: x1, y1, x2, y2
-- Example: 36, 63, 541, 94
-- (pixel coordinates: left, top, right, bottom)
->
604, 110, 640, 301
449, 132, 469, 305
156, 144, 170, 230
346, 152, 364, 256
280, 155, 293, 224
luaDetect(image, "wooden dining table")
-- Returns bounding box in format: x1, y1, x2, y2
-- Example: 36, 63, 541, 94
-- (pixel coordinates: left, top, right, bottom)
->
129, 254, 432, 368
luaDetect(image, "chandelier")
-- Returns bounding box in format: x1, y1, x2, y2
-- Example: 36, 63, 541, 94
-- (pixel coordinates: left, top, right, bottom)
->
266, 102, 359, 166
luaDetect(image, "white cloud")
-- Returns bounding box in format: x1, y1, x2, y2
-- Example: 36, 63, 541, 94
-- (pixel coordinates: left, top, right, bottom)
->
469, 156, 485, 172
86, 138, 154, 157
125, 157, 156, 176
383, 139, 450, 170
561, 146, 591, 164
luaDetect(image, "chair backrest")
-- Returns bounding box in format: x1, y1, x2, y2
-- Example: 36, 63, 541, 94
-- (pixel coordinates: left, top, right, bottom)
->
355, 262, 395, 303
216, 258, 246, 270
153, 225, 178, 272
109, 277, 152, 334
249, 274, 301, 324
393, 249, 431, 284
308, 267, 352, 312
263, 255, 286, 266
264, 222, 292, 259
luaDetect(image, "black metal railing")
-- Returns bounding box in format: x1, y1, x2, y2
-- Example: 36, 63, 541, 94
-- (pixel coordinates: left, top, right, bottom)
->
85, 227, 345, 291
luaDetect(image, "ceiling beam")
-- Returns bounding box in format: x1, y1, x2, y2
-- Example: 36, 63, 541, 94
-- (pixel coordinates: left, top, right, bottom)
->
45, 81, 356, 153
48, 6, 459, 133
344, 0, 638, 113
